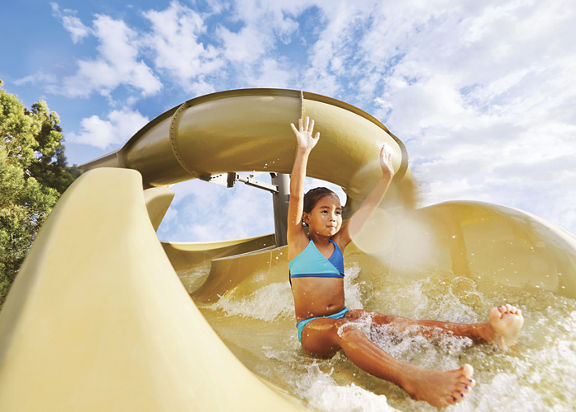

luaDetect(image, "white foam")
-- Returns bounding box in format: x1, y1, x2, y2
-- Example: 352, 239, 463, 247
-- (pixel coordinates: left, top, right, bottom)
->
295, 364, 399, 412
209, 265, 364, 322
372, 277, 480, 325
369, 324, 473, 370
467, 373, 548, 412
201, 249, 576, 411
210, 281, 293, 321
344, 264, 365, 310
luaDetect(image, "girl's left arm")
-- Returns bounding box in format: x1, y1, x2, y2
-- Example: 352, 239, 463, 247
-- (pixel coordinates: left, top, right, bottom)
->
335, 144, 395, 248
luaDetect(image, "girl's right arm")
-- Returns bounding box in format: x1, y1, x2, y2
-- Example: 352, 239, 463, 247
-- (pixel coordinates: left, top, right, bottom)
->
334, 144, 394, 249
287, 117, 320, 259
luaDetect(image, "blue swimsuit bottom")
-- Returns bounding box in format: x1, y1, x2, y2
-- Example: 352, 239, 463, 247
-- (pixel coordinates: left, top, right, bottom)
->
296, 307, 349, 342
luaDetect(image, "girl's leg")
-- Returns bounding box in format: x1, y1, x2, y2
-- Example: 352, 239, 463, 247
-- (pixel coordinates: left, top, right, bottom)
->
300, 317, 474, 408
346, 304, 524, 350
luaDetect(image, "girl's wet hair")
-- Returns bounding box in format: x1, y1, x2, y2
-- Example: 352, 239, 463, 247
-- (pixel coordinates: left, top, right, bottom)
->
303, 187, 339, 213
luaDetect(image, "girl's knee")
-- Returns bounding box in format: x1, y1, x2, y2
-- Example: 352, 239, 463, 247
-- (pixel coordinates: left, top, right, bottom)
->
331, 318, 373, 346
301, 335, 339, 357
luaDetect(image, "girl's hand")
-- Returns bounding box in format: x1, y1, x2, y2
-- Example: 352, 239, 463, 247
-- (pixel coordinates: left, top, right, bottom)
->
380, 144, 395, 179
290, 117, 320, 152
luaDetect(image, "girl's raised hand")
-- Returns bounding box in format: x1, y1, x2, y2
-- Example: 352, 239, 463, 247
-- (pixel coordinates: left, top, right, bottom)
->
290, 117, 320, 152
380, 144, 395, 179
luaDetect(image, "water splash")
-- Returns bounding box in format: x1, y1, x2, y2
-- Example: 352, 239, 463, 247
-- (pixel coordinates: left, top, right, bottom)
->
209, 281, 293, 321
294, 364, 398, 412
194, 255, 576, 411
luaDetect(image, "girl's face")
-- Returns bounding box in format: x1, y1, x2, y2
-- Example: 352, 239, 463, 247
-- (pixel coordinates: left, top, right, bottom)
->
303, 194, 342, 237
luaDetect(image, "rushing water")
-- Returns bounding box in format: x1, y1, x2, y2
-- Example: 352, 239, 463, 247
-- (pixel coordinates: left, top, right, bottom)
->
183, 249, 576, 412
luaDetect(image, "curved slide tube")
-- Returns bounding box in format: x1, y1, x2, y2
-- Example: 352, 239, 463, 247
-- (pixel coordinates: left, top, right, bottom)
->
1, 89, 575, 411
81, 88, 415, 208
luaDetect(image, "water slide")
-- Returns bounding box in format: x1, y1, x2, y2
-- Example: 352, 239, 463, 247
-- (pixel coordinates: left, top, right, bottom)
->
1, 89, 575, 411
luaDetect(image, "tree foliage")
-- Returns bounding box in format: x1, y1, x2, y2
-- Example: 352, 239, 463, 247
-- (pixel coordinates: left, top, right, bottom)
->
0, 80, 81, 305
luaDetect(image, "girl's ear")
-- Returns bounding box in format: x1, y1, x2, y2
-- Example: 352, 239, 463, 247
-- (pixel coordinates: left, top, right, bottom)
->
302, 213, 309, 227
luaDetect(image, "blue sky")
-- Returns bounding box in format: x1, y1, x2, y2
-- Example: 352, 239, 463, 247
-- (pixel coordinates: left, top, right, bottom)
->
2, 0, 576, 242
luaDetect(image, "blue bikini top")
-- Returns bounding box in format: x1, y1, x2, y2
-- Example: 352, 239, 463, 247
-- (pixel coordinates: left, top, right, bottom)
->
289, 238, 345, 279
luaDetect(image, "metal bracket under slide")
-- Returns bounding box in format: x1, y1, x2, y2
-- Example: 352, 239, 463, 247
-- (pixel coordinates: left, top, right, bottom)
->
203, 172, 280, 194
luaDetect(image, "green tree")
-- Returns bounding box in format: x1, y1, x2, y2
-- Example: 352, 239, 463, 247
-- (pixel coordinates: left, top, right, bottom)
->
0, 80, 80, 306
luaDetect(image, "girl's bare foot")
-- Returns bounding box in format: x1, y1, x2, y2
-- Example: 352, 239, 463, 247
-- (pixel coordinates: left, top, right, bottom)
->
402, 364, 475, 407
489, 304, 524, 350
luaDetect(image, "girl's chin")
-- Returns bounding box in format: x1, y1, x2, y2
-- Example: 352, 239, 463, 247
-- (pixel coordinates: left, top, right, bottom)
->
312, 230, 338, 237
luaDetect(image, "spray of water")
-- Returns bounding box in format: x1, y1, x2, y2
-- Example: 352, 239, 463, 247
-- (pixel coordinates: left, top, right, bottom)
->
192, 209, 576, 411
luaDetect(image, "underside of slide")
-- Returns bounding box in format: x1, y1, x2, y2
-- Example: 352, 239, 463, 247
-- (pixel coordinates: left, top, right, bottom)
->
0, 89, 575, 411
81, 88, 414, 209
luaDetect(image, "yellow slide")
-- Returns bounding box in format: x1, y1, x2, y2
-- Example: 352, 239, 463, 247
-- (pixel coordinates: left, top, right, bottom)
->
0, 89, 574, 411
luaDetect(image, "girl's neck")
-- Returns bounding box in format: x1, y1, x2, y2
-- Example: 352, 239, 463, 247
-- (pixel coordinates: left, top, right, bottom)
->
309, 232, 331, 245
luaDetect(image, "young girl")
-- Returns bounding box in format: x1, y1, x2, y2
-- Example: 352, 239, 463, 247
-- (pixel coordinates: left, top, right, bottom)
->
287, 117, 524, 408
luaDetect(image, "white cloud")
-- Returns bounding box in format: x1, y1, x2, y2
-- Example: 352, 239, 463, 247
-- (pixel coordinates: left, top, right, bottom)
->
67, 108, 148, 149
217, 25, 270, 64
213, 0, 318, 88
50, 2, 91, 43
14, 72, 58, 87
54, 14, 162, 98
27, 0, 576, 236
158, 178, 275, 242
195, 0, 570, 235
319, 0, 576, 233
301, 2, 367, 96
225, 0, 311, 34
143, 1, 223, 94
244, 58, 295, 88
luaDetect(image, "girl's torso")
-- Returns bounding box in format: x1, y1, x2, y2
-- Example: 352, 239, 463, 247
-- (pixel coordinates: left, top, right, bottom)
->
289, 238, 346, 321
